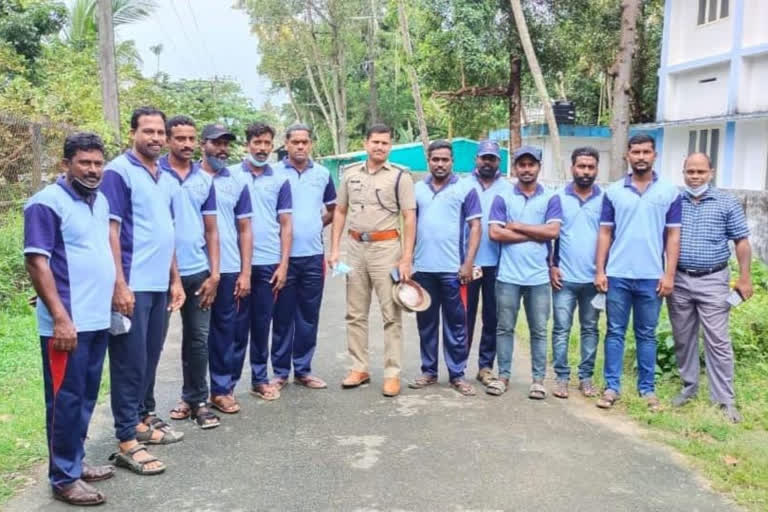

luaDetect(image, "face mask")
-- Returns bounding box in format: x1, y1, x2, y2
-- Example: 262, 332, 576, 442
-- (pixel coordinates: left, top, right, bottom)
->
478, 165, 497, 179
206, 155, 228, 172
574, 175, 596, 188
685, 183, 709, 197
247, 153, 268, 167
71, 176, 101, 198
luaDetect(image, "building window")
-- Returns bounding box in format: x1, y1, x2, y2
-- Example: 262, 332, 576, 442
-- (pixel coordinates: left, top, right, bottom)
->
698, 0, 729, 25
688, 128, 720, 168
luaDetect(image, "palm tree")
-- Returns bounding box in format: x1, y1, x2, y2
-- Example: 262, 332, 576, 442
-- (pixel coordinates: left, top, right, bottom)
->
64, 0, 157, 46
149, 43, 163, 75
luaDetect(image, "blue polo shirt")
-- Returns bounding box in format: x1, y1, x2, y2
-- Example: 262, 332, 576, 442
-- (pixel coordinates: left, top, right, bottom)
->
414, 174, 482, 273
274, 158, 336, 257
100, 151, 180, 292
489, 184, 563, 286
600, 172, 682, 279
24, 177, 116, 336
463, 171, 512, 267
553, 183, 603, 284
234, 162, 293, 266
160, 156, 217, 277
208, 166, 253, 274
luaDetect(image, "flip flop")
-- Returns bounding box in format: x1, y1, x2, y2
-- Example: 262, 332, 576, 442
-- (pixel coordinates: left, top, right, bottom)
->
250, 383, 280, 401
169, 400, 191, 420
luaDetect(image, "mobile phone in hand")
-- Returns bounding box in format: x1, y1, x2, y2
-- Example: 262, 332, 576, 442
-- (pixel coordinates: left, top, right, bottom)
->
727, 289, 744, 308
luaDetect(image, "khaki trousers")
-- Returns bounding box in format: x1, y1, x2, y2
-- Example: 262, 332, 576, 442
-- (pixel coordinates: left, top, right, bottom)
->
345, 238, 403, 378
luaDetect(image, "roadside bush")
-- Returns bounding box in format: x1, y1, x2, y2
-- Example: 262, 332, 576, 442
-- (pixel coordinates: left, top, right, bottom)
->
0, 209, 29, 312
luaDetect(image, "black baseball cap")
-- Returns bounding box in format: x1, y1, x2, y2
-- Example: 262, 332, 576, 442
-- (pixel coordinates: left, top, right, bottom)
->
201, 124, 235, 141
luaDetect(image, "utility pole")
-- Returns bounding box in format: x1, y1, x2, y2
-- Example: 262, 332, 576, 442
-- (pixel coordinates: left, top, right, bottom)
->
97, 0, 121, 145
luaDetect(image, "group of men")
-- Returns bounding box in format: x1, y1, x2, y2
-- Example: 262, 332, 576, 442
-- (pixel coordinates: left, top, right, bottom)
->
24, 105, 752, 505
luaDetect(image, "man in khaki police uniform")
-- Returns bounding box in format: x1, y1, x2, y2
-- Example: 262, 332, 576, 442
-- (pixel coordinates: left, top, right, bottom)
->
329, 123, 416, 397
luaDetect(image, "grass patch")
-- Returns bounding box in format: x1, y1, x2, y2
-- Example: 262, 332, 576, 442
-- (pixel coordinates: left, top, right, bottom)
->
557, 265, 768, 511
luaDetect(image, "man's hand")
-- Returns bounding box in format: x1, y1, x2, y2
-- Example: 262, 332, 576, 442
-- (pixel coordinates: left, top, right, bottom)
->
505, 221, 522, 232
270, 264, 288, 294
327, 250, 339, 272
234, 272, 251, 298
735, 276, 754, 301
112, 280, 135, 316
52, 314, 77, 352
459, 262, 473, 285
398, 258, 412, 282
594, 272, 608, 293
550, 266, 563, 290
657, 274, 675, 297
168, 279, 186, 312
195, 274, 220, 310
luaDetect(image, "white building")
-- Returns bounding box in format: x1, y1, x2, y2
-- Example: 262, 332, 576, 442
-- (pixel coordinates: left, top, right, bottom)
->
656, 0, 768, 189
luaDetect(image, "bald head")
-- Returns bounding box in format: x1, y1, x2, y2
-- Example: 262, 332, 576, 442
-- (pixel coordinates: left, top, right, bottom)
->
683, 152, 713, 188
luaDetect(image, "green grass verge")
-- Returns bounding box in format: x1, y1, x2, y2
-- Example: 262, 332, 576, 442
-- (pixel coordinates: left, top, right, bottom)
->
561, 305, 768, 510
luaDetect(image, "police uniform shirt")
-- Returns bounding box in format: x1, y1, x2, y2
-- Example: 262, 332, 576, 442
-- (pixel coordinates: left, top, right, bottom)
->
336, 161, 416, 233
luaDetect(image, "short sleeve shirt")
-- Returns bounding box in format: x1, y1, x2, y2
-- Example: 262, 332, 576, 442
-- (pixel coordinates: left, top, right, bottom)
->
414, 174, 482, 273
24, 177, 116, 335
160, 156, 216, 277
337, 161, 416, 233
463, 172, 512, 267
599, 172, 682, 279
210, 167, 253, 274
234, 162, 293, 266
489, 184, 563, 286
100, 152, 180, 292
554, 183, 604, 284
274, 158, 336, 257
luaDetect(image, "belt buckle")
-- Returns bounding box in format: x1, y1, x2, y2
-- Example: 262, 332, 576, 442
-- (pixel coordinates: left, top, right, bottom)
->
360, 232, 371, 242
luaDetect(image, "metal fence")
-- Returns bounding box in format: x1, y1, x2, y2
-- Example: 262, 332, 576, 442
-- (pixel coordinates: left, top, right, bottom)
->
0, 113, 76, 207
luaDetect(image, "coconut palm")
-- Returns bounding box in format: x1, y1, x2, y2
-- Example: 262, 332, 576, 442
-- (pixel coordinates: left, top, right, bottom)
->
64, 0, 157, 46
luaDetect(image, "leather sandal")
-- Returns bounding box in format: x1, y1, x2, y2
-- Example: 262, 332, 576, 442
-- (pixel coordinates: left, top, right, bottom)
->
81, 462, 114, 482
210, 394, 241, 414
408, 374, 438, 389
190, 403, 220, 429
169, 400, 191, 420
250, 383, 280, 401
53, 479, 106, 506
294, 375, 328, 389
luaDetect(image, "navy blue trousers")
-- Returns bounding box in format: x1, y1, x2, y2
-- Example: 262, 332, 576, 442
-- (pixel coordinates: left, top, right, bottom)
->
208, 272, 240, 396
109, 291, 167, 442
42, 330, 108, 488
272, 255, 325, 378
413, 272, 469, 381
233, 264, 277, 388
466, 265, 498, 370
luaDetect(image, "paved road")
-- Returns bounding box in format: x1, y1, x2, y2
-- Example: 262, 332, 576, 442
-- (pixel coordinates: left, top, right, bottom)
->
6, 271, 738, 511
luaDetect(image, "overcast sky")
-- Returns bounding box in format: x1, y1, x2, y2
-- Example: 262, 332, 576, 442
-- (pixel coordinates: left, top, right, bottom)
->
118, 0, 280, 107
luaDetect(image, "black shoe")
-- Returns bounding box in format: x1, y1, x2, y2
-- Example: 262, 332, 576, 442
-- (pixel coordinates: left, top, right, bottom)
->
719, 403, 742, 424
671, 390, 696, 408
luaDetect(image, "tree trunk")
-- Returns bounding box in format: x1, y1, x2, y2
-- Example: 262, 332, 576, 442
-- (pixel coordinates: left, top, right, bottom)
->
397, 0, 430, 157
333, 25, 348, 153
367, 0, 379, 124
508, 55, 522, 152
609, 0, 642, 180
305, 61, 339, 154
509, 0, 562, 179
282, 73, 302, 122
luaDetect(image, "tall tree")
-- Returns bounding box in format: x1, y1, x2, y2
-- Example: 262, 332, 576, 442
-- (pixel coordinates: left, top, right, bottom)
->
609, 0, 642, 180
397, 0, 429, 156
509, 0, 563, 179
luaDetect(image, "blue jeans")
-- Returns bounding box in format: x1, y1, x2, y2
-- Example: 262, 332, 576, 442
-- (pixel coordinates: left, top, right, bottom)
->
495, 281, 551, 380
604, 277, 662, 395
413, 272, 469, 381
466, 266, 497, 370
551, 281, 600, 381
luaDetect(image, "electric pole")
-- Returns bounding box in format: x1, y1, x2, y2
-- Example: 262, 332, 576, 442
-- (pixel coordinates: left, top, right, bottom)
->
97, 0, 121, 145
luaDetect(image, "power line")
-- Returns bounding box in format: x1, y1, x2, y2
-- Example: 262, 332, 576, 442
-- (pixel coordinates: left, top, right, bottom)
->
168, 0, 214, 78
185, 0, 217, 77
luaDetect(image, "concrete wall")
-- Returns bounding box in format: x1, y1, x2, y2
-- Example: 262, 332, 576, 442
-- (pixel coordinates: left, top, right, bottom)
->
667, 0, 732, 66
665, 63, 730, 120
742, 0, 768, 47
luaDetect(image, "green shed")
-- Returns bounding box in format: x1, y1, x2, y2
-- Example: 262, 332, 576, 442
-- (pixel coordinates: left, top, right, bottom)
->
319, 137, 509, 184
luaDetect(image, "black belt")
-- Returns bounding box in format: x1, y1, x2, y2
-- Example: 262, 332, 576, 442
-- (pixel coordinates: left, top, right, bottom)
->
676, 262, 728, 277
